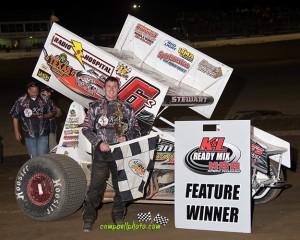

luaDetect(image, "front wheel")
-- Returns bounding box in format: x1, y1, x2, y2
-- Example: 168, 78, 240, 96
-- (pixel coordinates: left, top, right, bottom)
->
253, 160, 283, 204
15, 154, 87, 221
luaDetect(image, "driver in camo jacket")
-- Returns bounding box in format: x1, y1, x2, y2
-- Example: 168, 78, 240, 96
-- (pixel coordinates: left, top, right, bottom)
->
81, 76, 140, 232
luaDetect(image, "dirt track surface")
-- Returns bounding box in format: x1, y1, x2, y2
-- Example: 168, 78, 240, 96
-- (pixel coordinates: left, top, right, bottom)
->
1, 154, 300, 240
1, 40, 300, 239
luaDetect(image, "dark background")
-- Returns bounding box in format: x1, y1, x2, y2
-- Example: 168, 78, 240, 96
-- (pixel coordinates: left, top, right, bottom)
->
0, 0, 298, 36
0, 39, 300, 239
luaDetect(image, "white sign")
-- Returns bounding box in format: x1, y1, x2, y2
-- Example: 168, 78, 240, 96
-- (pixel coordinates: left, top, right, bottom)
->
175, 120, 251, 233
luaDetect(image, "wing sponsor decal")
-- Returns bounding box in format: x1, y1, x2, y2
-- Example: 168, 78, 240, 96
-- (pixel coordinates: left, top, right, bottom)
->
118, 77, 160, 114
116, 63, 132, 79
134, 23, 158, 45
178, 47, 194, 63
43, 49, 105, 100
37, 69, 51, 81
51, 33, 114, 75
157, 51, 190, 73
184, 137, 241, 175
163, 95, 214, 105
198, 59, 223, 79
163, 40, 177, 51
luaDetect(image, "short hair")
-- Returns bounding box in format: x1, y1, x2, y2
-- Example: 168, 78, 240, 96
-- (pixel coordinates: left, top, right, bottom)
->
40, 85, 54, 93
104, 76, 120, 87
27, 81, 39, 88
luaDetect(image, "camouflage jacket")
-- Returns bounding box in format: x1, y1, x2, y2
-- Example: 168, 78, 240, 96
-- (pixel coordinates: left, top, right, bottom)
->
82, 97, 141, 147
9, 93, 57, 138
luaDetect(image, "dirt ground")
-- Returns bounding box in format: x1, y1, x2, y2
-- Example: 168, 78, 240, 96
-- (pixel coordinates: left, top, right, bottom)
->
1, 146, 299, 240
1, 40, 300, 239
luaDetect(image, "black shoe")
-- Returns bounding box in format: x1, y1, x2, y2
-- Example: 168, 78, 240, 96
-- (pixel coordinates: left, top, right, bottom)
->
82, 220, 94, 232
112, 216, 124, 225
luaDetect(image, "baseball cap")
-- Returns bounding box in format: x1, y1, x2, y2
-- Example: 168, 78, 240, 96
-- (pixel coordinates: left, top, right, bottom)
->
40, 85, 54, 93
27, 81, 39, 88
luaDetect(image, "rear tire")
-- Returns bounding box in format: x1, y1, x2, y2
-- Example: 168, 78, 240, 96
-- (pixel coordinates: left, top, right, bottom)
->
253, 160, 283, 204
15, 154, 87, 221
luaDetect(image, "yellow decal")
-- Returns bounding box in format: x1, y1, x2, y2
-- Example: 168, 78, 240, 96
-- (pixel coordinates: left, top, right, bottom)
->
72, 40, 84, 67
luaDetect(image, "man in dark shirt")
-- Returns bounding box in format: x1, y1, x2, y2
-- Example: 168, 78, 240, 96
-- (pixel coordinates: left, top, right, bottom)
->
81, 76, 141, 232
9, 81, 57, 158
40, 85, 62, 150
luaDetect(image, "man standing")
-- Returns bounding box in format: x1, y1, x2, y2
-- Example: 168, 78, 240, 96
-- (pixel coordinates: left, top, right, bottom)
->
9, 81, 57, 158
81, 76, 141, 232
40, 85, 62, 150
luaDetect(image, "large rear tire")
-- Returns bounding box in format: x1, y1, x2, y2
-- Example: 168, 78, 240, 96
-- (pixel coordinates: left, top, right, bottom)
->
15, 154, 87, 221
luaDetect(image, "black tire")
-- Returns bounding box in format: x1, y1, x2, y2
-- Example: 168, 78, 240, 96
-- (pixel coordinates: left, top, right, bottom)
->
15, 154, 87, 221
253, 160, 283, 204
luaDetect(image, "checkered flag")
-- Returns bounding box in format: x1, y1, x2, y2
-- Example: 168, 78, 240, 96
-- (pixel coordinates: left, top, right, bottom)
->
137, 211, 152, 222
153, 213, 169, 226
112, 133, 158, 201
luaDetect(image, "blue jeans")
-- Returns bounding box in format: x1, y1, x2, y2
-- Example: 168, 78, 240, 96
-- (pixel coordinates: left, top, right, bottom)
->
83, 149, 125, 222
25, 135, 49, 158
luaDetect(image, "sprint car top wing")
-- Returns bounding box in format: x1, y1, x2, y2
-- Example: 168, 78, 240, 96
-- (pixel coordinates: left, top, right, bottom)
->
32, 15, 232, 135
113, 15, 233, 118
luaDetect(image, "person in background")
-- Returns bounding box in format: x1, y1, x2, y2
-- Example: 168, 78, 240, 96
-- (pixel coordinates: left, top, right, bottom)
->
9, 81, 57, 158
40, 85, 62, 150
81, 76, 141, 232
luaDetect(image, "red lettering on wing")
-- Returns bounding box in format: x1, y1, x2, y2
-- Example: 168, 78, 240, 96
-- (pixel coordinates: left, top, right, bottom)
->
118, 77, 160, 113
